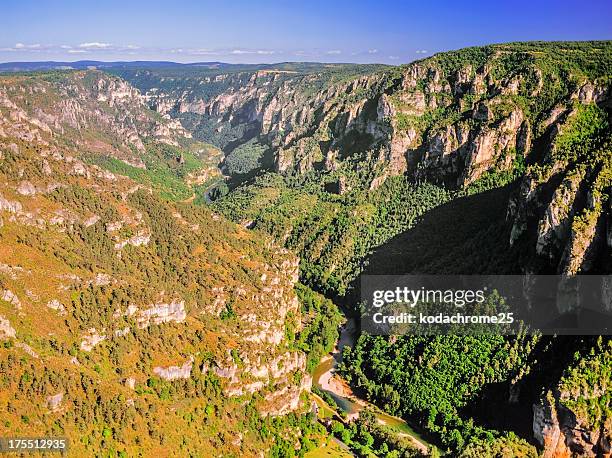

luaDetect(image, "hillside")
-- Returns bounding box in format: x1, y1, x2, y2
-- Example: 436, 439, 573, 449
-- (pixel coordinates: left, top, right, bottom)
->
116, 42, 612, 294
0, 71, 341, 456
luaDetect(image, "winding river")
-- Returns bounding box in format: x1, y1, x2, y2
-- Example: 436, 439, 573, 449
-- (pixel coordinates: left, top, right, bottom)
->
312, 318, 437, 455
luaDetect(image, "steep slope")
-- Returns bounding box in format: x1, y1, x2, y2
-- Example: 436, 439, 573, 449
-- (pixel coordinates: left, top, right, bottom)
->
0, 72, 334, 456
0, 69, 224, 202
114, 63, 390, 175
533, 338, 612, 457
2, 41, 609, 457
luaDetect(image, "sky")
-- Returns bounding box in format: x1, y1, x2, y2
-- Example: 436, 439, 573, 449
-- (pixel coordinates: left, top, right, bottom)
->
1, 0, 611, 64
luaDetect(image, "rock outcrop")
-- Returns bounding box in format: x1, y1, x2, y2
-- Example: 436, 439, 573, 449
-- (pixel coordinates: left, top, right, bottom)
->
129, 50, 541, 188
0, 70, 190, 168
153, 357, 194, 381
0, 315, 16, 339
46, 392, 63, 411
1, 289, 21, 309
80, 328, 106, 351
136, 300, 186, 327
534, 395, 611, 457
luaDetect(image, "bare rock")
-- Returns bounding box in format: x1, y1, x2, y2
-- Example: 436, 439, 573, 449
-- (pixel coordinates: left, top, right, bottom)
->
80, 328, 106, 351
114, 232, 151, 250
1, 289, 22, 309
46, 299, 66, 315
105, 221, 122, 232
214, 363, 238, 379
533, 395, 610, 458
17, 180, 37, 196
41, 160, 52, 175
0, 263, 26, 280
0, 315, 16, 339
137, 299, 186, 328
84, 214, 100, 227
46, 392, 63, 410
536, 168, 586, 259
0, 193, 23, 213
71, 161, 89, 177
93, 273, 111, 286
153, 356, 194, 380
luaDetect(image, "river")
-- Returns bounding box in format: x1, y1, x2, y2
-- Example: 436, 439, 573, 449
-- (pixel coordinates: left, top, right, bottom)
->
312, 317, 438, 455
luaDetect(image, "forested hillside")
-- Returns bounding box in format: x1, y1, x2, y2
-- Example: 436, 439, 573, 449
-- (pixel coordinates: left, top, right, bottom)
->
120, 41, 612, 295
0, 71, 341, 456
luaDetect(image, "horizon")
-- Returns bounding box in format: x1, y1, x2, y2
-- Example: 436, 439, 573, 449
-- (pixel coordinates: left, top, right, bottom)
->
2, 0, 612, 65
2, 39, 612, 68
0, 59, 388, 65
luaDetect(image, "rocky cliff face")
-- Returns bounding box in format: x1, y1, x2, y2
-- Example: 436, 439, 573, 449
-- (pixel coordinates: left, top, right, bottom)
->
128, 44, 611, 279
132, 67, 391, 174
533, 397, 611, 458
508, 93, 611, 275
0, 71, 191, 166
126, 50, 548, 187
3, 43, 607, 456
533, 339, 612, 457
121, 42, 612, 456
128, 45, 607, 191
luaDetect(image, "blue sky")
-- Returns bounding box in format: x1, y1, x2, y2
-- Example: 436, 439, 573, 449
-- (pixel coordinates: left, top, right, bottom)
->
2, 0, 611, 64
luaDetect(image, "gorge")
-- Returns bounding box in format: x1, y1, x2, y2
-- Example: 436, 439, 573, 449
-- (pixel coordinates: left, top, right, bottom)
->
1, 40, 611, 457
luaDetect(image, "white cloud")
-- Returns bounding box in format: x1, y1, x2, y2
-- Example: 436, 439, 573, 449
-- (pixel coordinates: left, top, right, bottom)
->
190, 49, 221, 55
415, 50, 428, 54
68, 49, 88, 54
368, 49, 378, 54
229, 49, 274, 55
60, 45, 72, 49
14, 43, 42, 49
388, 55, 399, 60
326, 50, 341, 55
78, 42, 112, 49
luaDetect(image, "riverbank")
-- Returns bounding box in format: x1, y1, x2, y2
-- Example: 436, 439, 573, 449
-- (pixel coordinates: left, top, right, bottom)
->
312, 318, 436, 456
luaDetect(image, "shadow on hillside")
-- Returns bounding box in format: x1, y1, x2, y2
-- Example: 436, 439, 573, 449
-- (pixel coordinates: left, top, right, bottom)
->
460, 334, 599, 443
340, 184, 523, 314
340, 183, 524, 310
362, 184, 521, 277
347, 182, 599, 445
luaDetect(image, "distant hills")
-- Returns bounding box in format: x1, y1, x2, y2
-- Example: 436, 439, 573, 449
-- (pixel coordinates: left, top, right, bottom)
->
0, 60, 386, 74
0, 60, 251, 72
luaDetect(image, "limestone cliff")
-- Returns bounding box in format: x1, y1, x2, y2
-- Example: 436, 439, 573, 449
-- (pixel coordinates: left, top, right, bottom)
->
533, 339, 612, 457
126, 43, 611, 278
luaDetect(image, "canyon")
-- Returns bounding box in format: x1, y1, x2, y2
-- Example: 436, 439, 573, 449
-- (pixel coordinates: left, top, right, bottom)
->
0, 40, 611, 457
